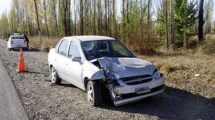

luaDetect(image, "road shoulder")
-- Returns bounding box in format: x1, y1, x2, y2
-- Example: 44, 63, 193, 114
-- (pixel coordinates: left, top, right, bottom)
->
0, 58, 29, 120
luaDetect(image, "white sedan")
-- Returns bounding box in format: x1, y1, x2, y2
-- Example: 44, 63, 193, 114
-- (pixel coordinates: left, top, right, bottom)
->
48, 36, 164, 106
7, 34, 28, 51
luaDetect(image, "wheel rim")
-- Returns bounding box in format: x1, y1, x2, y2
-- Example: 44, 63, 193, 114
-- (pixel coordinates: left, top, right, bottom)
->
51, 68, 57, 83
87, 83, 93, 103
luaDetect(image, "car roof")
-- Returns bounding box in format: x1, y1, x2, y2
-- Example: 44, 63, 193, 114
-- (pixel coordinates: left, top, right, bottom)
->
64, 36, 116, 42
10, 35, 24, 37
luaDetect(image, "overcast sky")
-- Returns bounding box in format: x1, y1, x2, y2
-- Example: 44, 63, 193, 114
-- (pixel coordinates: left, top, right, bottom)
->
0, 0, 11, 15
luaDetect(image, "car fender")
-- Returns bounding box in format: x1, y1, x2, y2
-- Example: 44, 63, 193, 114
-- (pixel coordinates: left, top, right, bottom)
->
48, 48, 56, 67
86, 70, 105, 81
82, 60, 105, 90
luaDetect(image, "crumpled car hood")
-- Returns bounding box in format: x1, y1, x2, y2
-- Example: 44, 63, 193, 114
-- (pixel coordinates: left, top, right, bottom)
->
96, 57, 156, 79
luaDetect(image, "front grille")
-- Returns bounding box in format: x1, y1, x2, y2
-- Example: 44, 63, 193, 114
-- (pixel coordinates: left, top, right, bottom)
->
120, 75, 152, 85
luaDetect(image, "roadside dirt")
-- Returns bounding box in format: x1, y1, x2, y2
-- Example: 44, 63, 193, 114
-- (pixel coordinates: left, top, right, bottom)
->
0, 40, 214, 120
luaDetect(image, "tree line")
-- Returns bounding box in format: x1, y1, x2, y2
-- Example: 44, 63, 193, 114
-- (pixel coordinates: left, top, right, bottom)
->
0, 0, 214, 53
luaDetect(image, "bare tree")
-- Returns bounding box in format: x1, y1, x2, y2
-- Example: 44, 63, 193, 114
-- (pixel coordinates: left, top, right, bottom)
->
43, 0, 49, 36
104, 0, 108, 35
198, 0, 204, 42
165, 0, 169, 49
170, 0, 175, 48
97, 0, 102, 35
33, 0, 41, 47
112, 0, 117, 38
51, 0, 58, 36
80, 0, 84, 35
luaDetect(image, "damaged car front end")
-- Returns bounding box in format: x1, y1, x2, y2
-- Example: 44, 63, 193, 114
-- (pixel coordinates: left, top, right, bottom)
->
90, 57, 164, 106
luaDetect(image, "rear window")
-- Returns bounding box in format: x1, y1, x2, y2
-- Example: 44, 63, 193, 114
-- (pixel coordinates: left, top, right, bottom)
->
11, 37, 25, 39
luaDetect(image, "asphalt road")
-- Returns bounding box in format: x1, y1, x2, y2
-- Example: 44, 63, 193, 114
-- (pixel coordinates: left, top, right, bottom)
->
0, 59, 28, 120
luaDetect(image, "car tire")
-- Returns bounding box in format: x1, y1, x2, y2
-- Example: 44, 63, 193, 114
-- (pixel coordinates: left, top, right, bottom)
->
87, 81, 102, 106
51, 67, 61, 84
8, 48, 12, 51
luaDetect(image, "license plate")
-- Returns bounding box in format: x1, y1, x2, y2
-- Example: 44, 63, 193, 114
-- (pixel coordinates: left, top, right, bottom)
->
135, 87, 150, 94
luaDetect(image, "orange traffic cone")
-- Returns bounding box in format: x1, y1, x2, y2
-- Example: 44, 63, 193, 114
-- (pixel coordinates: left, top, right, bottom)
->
17, 48, 26, 73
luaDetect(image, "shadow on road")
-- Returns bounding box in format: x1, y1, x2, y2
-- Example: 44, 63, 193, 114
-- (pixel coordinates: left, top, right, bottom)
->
25, 71, 46, 74
25, 48, 41, 52
12, 48, 40, 52
100, 86, 215, 120
58, 83, 77, 88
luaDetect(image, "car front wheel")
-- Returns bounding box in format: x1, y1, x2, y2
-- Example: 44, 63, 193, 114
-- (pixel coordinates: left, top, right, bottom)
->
87, 81, 102, 106
51, 67, 61, 84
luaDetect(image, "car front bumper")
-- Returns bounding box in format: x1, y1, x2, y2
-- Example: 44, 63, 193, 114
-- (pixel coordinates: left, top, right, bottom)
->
113, 85, 164, 106
111, 77, 165, 106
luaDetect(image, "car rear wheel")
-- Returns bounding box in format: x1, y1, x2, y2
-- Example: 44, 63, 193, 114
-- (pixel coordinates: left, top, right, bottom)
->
87, 81, 102, 106
51, 67, 61, 84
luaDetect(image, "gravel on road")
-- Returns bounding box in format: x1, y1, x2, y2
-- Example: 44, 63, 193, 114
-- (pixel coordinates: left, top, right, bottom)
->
0, 40, 214, 120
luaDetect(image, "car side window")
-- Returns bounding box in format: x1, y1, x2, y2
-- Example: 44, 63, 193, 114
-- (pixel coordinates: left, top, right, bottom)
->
58, 39, 69, 56
68, 42, 81, 58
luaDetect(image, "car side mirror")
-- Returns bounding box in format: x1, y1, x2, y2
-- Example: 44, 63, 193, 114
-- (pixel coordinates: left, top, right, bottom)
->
6, 38, 8, 41
72, 57, 82, 63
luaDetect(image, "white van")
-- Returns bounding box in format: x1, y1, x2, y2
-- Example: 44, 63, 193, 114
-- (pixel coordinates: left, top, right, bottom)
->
7, 35, 28, 51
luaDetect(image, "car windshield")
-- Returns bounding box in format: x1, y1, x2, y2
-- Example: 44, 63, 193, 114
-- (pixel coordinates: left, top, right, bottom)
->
81, 40, 135, 60
11, 36, 25, 39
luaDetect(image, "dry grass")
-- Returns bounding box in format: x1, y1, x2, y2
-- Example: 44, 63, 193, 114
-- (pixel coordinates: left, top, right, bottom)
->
141, 51, 215, 98
121, 31, 159, 55
199, 34, 215, 55
29, 36, 60, 51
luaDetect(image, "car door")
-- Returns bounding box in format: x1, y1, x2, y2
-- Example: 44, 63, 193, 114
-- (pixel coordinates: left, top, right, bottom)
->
64, 41, 83, 88
55, 39, 70, 80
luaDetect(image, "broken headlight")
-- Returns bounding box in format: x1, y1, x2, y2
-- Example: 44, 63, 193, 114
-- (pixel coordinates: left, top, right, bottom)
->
153, 69, 161, 80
